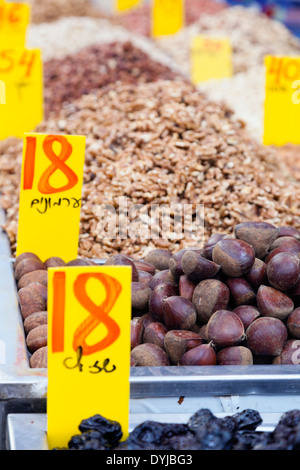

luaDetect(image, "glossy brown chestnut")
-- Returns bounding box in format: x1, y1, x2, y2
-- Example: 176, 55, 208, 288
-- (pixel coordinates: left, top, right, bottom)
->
257, 285, 294, 320
192, 279, 230, 323
265, 243, 300, 264
181, 250, 220, 282
105, 254, 139, 281
206, 310, 245, 348
287, 278, 300, 306
234, 221, 279, 259
163, 296, 197, 330
272, 339, 300, 364
179, 275, 196, 301
131, 282, 152, 314
144, 249, 173, 271
178, 344, 217, 366
143, 322, 168, 349
266, 252, 299, 291
216, 346, 253, 365
130, 317, 144, 350
277, 226, 300, 240
245, 258, 267, 290
131, 343, 170, 366
287, 307, 300, 339
233, 305, 260, 329
246, 317, 288, 356
148, 269, 177, 290
269, 236, 300, 252
164, 330, 203, 364
225, 277, 256, 306
149, 282, 178, 322
212, 238, 255, 277
137, 270, 153, 287
134, 259, 156, 276
201, 234, 231, 260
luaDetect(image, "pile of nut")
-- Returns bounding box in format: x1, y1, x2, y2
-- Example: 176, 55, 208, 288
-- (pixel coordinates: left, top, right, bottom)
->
28, 0, 104, 24
157, 6, 300, 76
13, 221, 300, 368
43, 41, 181, 118
1, 79, 300, 259
128, 221, 300, 367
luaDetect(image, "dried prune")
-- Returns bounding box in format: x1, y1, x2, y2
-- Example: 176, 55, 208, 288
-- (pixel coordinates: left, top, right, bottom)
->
221, 409, 263, 432
68, 430, 107, 450
124, 421, 190, 450
188, 409, 233, 450
78, 414, 122, 447
232, 431, 272, 450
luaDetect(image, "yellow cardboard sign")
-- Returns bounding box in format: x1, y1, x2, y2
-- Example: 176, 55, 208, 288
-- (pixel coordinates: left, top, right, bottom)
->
152, 0, 184, 37
115, 0, 142, 12
191, 36, 233, 84
16, 133, 86, 263
0, 48, 43, 139
263, 56, 300, 146
0, 1, 30, 48
47, 265, 132, 450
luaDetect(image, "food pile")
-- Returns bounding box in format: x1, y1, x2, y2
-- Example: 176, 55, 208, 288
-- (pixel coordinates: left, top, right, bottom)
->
56, 409, 300, 450
28, 0, 104, 24
2, 80, 300, 261
14, 221, 300, 368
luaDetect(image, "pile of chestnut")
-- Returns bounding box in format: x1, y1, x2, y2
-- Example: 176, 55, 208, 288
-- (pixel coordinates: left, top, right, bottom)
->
112, 222, 300, 367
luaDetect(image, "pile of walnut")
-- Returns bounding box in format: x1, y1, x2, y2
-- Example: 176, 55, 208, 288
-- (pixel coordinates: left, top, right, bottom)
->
15, 221, 300, 368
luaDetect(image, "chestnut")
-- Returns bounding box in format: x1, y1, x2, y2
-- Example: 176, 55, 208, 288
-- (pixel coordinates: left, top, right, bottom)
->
233, 305, 260, 329
272, 339, 300, 365
130, 317, 144, 350
163, 296, 197, 330
131, 343, 170, 366
143, 322, 168, 349
225, 277, 256, 306
141, 312, 156, 329
44, 257, 65, 268
133, 259, 156, 276
181, 250, 220, 282
148, 269, 177, 290
287, 307, 300, 339
212, 238, 255, 277
179, 275, 196, 301
266, 252, 299, 291
234, 221, 279, 259
202, 234, 232, 260
131, 282, 152, 314
245, 258, 267, 290
206, 310, 245, 348
265, 243, 300, 264
192, 279, 230, 323
105, 254, 139, 281
164, 330, 203, 365
216, 346, 253, 365
269, 236, 300, 252
277, 226, 300, 240
178, 344, 217, 366
246, 317, 288, 356
149, 282, 178, 322
144, 249, 172, 271
138, 270, 153, 287
169, 249, 190, 279
287, 278, 300, 306
257, 285, 294, 320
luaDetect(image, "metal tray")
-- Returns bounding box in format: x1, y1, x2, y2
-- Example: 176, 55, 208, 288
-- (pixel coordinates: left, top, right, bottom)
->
1, 208, 300, 402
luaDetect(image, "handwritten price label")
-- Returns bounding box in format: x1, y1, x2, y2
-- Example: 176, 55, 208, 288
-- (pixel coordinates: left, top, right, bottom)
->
191, 36, 233, 84
115, 0, 142, 12
47, 265, 131, 449
0, 1, 30, 48
16, 133, 86, 262
152, 0, 184, 37
264, 56, 300, 145
0, 48, 43, 139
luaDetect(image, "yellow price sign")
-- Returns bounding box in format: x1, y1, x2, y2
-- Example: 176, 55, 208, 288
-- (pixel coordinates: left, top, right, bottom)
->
16, 133, 86, 263
263, 56, 300, 146
115, 0, 142, 12
152, 0, 184, 37
0, 48, 43, 139
0, 1, 30, 48
191, 36, 233, 84
47, 265, 132, 450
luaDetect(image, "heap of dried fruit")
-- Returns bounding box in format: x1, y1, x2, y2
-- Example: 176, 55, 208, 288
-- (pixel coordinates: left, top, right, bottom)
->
55, 409, 300, 450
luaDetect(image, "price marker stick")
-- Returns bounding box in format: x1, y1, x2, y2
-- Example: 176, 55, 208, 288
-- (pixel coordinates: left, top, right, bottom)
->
16, 133, 86, 262
191, 36, 233, 84
0, 48, 43, 139
263, 55, 300, 146
47, 265, 132, 450
115, 0, 142, 12
0, 1, 30, 48
152, 0, 184, 37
